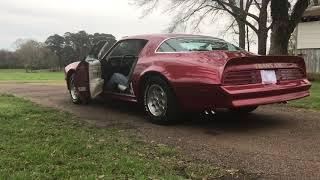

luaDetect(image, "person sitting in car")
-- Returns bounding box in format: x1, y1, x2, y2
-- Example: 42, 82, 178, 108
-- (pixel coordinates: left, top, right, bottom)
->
105, 73, 128, 91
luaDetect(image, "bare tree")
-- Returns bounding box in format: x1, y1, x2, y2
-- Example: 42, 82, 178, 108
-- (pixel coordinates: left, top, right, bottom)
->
312, 0, 319, 5
15, 40, 59, 72
133, 0, 272, 55
219, 0, 253, 49
0, 50, 20, 69
269, 0, 309, 55
214, 0, 271, 54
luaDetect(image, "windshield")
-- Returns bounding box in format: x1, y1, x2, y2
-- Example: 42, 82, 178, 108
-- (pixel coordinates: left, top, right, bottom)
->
157, 37, 242, 52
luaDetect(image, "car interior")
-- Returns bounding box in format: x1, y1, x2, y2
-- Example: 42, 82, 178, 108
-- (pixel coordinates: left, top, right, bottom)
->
100, 39, 148, 93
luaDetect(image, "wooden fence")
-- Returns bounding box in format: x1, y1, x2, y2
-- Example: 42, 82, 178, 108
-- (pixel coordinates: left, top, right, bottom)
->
297, 48, 320, 73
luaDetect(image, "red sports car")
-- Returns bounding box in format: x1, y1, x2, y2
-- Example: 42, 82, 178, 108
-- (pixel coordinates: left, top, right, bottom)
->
65, 34, 311, 124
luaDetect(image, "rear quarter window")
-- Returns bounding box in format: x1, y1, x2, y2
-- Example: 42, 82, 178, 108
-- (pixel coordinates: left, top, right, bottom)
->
157, 37, 242, 52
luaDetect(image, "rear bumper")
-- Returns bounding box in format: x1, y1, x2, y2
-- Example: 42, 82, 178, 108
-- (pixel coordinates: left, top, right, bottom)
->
221, 79, 311, 107
176, 79, 311, 110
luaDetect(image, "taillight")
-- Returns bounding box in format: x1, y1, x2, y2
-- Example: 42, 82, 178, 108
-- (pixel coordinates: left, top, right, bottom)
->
223, 68, 305, 86
276, 68, 305, 81
223, 70, 261, 85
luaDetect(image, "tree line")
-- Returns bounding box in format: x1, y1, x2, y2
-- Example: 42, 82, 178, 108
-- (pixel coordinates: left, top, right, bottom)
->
134, 0, 319, 55
0, 0, 318, 71
0, 31, 116, 71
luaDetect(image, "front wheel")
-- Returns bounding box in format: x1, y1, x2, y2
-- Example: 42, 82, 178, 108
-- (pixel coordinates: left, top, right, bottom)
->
143, 76, 180, 125
229, 106, 258, 114
68, 73, 82, 104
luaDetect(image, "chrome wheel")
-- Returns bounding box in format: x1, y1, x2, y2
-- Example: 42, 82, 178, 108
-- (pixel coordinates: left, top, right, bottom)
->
69, 76, 79, 101
146, 84, 167, 117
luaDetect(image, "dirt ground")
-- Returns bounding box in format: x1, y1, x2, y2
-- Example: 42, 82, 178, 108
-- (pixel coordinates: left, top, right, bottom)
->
1, 83, 320, 179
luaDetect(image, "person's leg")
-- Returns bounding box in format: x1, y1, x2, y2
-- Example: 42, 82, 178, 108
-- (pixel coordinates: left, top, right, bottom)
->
105, 73, 128, 90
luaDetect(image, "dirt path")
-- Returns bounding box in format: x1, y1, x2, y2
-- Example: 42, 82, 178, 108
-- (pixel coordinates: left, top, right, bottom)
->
1, 83, 320, 179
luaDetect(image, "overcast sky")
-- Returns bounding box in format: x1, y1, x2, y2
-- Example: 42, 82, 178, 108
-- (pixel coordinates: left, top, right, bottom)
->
0, 0, 237, 50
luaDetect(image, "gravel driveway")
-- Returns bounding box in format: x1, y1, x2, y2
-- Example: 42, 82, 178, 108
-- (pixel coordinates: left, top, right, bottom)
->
1, 83, 320, 179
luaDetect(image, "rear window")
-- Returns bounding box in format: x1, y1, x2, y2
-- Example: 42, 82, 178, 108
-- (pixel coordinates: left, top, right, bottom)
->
157, 37, 242, 52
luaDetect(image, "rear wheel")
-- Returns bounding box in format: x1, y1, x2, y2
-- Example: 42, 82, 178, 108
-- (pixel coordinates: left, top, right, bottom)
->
68, 73, 82, 104
143, 76, 180, 125
229, 106, 258, 114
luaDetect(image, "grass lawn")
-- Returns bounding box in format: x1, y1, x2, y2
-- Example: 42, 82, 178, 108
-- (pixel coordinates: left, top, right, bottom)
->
0, 94, 240, 179
0, 69, 64, 84
288, 81, 320, 110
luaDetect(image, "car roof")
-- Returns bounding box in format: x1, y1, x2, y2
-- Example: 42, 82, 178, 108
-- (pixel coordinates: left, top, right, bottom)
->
120, 33, 224, 41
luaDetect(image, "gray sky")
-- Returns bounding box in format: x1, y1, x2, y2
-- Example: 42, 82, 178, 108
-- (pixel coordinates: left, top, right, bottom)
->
0, 0, 238, 51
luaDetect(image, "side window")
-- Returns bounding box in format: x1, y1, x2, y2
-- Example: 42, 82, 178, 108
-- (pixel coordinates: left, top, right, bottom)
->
88, 40, 107, 59
158, 42, 176, 52
156, 37, 243, 52
109, 40, 147, 57
157, 39, 185, 52
97, 40, 116, 59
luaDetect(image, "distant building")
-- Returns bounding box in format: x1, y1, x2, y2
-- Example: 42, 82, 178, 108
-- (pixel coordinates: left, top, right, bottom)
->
296, 6, 320, 73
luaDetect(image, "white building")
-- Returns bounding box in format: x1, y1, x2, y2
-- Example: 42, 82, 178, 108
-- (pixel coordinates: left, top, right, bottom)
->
296, 6, 320, 73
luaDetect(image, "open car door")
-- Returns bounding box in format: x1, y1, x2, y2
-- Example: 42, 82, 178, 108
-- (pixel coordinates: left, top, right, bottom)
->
74, 41, 107, 101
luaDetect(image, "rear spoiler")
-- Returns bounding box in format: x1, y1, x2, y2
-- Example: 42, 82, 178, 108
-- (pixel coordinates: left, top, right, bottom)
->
224, 56, 306, 71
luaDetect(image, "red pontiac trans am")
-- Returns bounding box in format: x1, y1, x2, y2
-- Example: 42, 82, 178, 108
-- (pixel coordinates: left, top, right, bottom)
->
65, 34, 311, 124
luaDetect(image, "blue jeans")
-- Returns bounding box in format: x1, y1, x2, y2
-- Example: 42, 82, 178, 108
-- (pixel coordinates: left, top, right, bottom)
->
106, 73, 128, 90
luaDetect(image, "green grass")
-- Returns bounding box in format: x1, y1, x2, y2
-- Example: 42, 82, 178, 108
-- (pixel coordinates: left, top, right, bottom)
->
288, 81, 320, 110
0, 69, 64, 84
0, 94, 239, 179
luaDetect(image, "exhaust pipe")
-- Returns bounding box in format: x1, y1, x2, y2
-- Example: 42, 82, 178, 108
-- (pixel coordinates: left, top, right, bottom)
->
204, 109, 216, 115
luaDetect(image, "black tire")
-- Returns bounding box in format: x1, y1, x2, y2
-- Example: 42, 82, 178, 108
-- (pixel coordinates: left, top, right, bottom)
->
142, 76, 181, 125
229, 106, 258, 114
68, 73, 82, 104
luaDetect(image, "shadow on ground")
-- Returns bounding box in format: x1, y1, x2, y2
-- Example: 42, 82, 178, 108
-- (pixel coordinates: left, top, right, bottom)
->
89, 98, 289, 134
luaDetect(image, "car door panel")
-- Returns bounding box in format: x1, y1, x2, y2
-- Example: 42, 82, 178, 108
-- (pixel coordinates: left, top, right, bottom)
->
74, 61, 90, 102
87, 58, 104, 98
85, 41, 108, 98
74, 41, 107, 100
